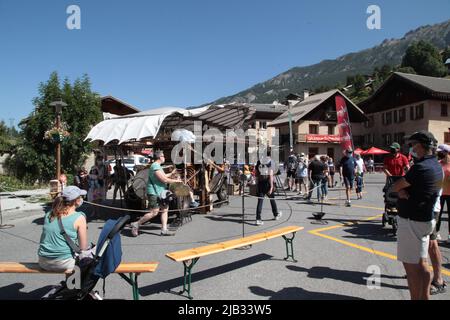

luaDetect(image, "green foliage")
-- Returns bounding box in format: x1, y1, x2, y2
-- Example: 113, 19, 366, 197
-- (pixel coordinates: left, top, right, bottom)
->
401, 41, 448, 77
0, 175, 45, 191
8, 72, 102, 183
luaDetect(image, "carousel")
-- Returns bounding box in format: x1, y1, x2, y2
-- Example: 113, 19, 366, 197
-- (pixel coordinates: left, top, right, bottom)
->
85, 104, 256, 221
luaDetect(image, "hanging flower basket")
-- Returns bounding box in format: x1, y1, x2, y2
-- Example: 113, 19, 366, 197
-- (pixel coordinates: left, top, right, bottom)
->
45, 127, 70, 143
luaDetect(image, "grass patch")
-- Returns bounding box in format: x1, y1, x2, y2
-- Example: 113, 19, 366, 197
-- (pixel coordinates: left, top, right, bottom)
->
0, 175, 47, 192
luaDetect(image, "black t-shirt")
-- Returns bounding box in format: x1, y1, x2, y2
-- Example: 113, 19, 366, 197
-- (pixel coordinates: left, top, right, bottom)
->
398, 155, 443, 222
308, 160, 326, 179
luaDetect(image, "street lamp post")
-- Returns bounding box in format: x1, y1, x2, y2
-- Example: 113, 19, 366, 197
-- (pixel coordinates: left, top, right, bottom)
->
288, 104, 293, 153
50, 99, 67, 181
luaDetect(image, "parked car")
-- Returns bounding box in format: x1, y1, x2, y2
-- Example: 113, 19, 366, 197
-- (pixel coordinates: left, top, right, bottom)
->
107, 155, 150, 175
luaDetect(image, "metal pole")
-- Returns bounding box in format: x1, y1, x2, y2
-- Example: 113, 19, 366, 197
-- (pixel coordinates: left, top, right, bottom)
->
56, 112, 61, 181
288, 104, 293, 152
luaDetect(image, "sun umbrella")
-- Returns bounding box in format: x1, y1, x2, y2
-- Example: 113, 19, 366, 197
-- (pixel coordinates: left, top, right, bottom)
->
354, 148, 365, 154
362, 147, 389, 155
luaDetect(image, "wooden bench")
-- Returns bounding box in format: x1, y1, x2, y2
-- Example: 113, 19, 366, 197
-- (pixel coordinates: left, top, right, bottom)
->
0, 262, 158, 300
166, 225, 303, 299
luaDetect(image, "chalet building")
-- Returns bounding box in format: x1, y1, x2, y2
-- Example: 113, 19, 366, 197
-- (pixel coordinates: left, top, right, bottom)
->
270, 90, 367, 162
101, 96, 140, 118
355, 72, 450, 153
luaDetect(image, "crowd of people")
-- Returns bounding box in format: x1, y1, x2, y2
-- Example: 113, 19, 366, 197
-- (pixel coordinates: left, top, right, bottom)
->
37, 131, 450, 300
283, 150, 367, 206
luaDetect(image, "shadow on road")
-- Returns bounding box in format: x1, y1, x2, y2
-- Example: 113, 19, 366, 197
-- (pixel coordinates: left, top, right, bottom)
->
248, 285, 363, 300
139, 253, 273, 298
0, 283, 55, 300
286, 265, 408, 290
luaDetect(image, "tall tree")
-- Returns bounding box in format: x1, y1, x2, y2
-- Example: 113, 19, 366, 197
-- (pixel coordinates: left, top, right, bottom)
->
9, 72, 102, 183
401, 41, 448, 77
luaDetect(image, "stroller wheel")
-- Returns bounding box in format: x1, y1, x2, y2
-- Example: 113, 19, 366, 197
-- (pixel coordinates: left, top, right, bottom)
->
382, 214, 387, 227
392, 219, 398, 235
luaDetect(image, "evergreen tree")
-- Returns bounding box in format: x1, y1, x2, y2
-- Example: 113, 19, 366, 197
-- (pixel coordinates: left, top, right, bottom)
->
401, 41, 448, 77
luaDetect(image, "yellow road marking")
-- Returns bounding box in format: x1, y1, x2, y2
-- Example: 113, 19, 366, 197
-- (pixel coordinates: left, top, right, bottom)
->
309, 214, 450, 277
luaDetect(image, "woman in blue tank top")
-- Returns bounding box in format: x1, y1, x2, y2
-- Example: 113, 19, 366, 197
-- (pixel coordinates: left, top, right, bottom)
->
38, 186, 88, 272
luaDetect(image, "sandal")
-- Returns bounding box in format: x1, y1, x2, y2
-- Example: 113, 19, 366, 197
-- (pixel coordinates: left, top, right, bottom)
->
430, 280, 447, 295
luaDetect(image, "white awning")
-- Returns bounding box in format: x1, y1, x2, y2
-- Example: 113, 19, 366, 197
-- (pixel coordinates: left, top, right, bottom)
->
85, 106, 209, 145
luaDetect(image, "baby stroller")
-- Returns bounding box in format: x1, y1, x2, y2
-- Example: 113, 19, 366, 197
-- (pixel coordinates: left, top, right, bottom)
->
382, 176, 402, 235
42, 215, 130, 300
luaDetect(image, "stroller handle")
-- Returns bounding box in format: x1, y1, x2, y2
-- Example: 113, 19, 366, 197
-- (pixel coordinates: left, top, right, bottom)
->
107, 215, 130, 240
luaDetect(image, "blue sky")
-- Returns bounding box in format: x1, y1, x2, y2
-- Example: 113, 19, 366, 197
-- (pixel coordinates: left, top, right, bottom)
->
0, 0, 449, 127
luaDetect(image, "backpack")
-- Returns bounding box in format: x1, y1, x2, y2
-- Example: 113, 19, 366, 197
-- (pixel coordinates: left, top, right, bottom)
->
288, 156, 297, 171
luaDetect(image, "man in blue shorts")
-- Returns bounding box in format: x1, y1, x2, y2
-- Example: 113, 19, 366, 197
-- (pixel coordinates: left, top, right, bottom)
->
339, 149, 357, 207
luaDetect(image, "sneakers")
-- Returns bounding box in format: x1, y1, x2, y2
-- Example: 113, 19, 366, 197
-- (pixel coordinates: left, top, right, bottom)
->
256, 220, 264, 226
131, 222, 139, 237
274, 212, 283, 221
436, 233, 442, 241
345, 200, 351, 207
160, 229, 175, 236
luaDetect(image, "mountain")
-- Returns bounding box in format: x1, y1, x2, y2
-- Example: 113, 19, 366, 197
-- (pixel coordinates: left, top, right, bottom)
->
211, 20, 450, 105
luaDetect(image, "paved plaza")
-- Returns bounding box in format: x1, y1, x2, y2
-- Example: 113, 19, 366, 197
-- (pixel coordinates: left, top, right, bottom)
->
0, 173, 449, 300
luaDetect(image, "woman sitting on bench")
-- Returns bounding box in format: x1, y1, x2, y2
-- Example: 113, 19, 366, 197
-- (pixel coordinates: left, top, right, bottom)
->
38, 186, 88, 272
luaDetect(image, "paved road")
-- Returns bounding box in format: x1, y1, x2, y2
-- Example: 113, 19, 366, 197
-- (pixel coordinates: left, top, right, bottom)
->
0, 173, 449, 300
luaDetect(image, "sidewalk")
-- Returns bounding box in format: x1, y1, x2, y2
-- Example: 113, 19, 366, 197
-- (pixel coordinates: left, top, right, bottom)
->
0, 189, 49, 222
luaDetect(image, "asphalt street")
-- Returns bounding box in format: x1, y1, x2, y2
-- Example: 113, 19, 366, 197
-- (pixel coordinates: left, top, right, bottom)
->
0, 173, 449, 300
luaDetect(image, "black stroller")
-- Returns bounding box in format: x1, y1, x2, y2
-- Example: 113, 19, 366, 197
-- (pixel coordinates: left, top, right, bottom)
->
382, 176, 402, 235
42, 215, 130, 300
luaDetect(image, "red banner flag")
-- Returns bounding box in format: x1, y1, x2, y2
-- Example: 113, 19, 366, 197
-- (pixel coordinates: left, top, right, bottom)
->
335, 95, 354, 152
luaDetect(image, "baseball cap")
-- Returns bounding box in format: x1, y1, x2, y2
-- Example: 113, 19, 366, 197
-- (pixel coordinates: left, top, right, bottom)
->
62, 186, 87, 201
408, 131, 437, 147
437, 144, 450, 153
390, 142, 401, 150
346, 148, 353, 153
300, 153, 305, 157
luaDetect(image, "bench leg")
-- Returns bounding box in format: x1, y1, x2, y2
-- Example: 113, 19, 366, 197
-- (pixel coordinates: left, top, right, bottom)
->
118, 273, 140, 300
282, 233, 298, 262
180, 258, 199, 300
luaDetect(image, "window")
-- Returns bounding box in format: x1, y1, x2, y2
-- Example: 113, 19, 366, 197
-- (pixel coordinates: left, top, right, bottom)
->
394, 133, 405, 145
445, 132, 450, 144
327, 124, 335, 135
365, 115, 375, 128
382, 113, 386, 125
415, 104, 424, 120
410, 106, 415, 120
399, 109, 406, 123
382, 134, 392, 147
394, 110, 398, 123
386, 112, 392, 125
309, 124, 319, 134
250, 121, 256, 129
260, 121, 267, 129
441, 104, 448, 117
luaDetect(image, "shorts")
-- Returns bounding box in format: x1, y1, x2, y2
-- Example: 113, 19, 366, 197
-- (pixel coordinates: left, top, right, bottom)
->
296, 177, 308, 185
397, 216, 435, 264
430, 212, 440, 241
287, 170, 296, 178
343, 175, 354, 189
39, 256, 75, 272
147, 194, 168, 210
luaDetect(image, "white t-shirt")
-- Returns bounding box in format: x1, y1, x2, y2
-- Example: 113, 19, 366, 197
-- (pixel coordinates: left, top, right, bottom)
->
355, 158, 365, 174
